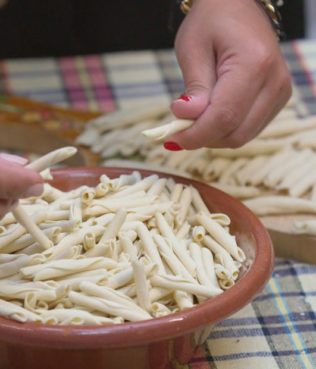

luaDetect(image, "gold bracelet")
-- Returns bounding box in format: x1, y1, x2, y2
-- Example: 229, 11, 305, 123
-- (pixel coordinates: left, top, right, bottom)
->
179, 0, 283, 39
257, 0, 283, 39
180, 0, 193, 14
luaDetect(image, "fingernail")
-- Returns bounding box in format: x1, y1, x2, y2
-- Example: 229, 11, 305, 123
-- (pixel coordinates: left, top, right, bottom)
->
22, 184, 44, 198
0, 153, 28, 165
177, 94, 191, 102
163, 142, 183, 151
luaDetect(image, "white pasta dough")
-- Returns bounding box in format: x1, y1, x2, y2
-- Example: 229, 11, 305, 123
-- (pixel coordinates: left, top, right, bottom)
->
0, 167, 246, 325
142, 119, 193, 141
73, 99, 316, 232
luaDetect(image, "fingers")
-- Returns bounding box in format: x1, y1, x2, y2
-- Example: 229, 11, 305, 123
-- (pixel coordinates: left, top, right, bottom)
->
171, 17, 216, 120
0, 153, 28, 165
0, 158, 43, 200
169, 64, 264, 149
204, 64, 293, 148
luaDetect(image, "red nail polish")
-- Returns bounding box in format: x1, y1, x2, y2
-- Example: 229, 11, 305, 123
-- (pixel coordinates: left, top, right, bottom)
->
178, 94, 191, 102
164, 142, 183, 151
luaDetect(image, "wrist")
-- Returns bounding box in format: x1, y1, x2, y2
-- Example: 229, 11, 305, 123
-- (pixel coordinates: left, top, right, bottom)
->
179, 0, 284, 40
254, 0, 284, 40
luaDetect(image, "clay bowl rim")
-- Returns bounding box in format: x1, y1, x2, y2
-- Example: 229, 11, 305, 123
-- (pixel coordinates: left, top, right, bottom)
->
0, 167, 274, 349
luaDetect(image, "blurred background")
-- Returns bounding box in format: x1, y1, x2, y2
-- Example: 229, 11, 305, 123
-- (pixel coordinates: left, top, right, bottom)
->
0, 0, 311, 58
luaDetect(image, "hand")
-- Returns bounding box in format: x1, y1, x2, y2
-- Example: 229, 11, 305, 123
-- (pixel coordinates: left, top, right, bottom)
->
0, 154, 43, 219
167, 0, 292, 150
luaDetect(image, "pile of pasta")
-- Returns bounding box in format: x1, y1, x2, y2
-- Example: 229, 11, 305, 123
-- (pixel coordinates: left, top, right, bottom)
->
0, 170, 246, 325
76, 96, 316, 235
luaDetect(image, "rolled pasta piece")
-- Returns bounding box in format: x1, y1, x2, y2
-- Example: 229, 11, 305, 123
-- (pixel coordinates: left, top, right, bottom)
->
106, 263, 156, 290
0, 254, 22, 264
119, 235, 138, 260
83, 232, 96, 251
151, 275, 222, 298
147, 178, 167, 197
214, 263, 231, 280
210, 183, 261, 199
136, 222, 165, 273
264, 149, 313, 188
97, 208, 127, 246
211, 139, 285, 158
95, 182, 110, 198
69, 291, 151, 322
219, 278, 235, 290
26, 147, 78, 172
88, 101, 170, 132
76, 126, 100, 146
191, 186, 209, 214
79, 281, 146, 314
277, 158, 316, 191
11, 206, 52, 250
201, 247, 220, 289
0, 280, 57, 301
248, 147, 293, 186
151, 302, 173, 317
218, 158, 248, 185
192, 226, 206, 242
109, 171, 141, 191
203, 236, 239, 280
69, 197, 82, 224
244, 196, 316, 215
170, 183, 184, 203
234, 156, 267, 186
0, 298, 42, 323
40, 308, 120, 325
165, 150, 192, 170
131, 259, 151, 312
176, 187, 192, 227
202, 158, 232, 182
21, 257, 117, 281
189, 243, 214, 288
176, 222, 191, 239
43, 225, 105, 260
0, 254, 31, 279
56, 273, 109, 290
153, 234, 195, 282
289, 170, 316, 198
10, 147, 78, 251
174, 291, 194, 310
196, 213, 245, 262
81, 188, 96, 204
155, 212, 196, 276
142, 119, 193, 141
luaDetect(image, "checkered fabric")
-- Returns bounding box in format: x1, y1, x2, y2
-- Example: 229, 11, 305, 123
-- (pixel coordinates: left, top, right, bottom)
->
1, 41, 316, 368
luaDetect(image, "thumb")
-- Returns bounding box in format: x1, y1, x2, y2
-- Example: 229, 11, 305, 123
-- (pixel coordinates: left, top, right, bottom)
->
171, 34, 216, 120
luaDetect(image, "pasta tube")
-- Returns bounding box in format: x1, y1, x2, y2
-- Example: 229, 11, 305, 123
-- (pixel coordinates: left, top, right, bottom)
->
142, 119, 193, 141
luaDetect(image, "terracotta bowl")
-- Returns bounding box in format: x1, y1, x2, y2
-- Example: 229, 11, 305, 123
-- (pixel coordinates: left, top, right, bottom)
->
0, 167, 274, 369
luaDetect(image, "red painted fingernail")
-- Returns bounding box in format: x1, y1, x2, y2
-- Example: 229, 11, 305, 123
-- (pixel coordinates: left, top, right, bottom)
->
178, 94, 191, 102
163, 142, 183, 151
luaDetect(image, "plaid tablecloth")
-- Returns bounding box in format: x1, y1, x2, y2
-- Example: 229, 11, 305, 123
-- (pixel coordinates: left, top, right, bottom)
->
1, 41, 316, 368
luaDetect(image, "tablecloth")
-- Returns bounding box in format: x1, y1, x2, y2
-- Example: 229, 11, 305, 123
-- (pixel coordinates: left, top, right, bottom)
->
0, 41, 316, 369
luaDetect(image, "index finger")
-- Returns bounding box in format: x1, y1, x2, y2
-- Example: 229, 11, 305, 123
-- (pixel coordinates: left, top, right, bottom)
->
0, 159, 43, 199
170, 65, 264, 149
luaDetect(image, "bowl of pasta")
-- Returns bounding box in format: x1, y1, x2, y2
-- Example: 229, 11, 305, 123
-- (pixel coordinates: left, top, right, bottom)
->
0, 165, 273, 369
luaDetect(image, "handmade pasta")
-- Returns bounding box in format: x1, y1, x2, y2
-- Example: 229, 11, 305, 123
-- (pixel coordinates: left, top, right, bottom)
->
142, 119, 193, 141
74, 97, 316, 231
0, 165, 246, 325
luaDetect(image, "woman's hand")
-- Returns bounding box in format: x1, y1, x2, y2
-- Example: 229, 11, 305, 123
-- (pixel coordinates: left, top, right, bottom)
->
167, 0, 292, 150
0, 154, 43, 219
